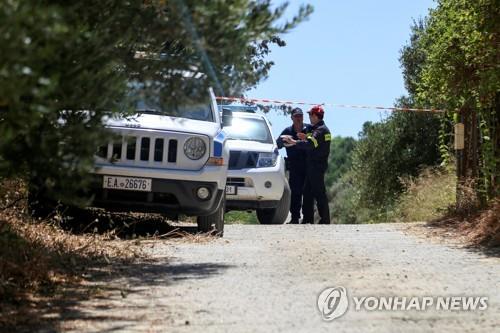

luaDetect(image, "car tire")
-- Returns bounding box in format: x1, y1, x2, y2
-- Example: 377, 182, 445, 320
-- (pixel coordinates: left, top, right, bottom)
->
256, 183, 291, 225
197, 196, 225, 236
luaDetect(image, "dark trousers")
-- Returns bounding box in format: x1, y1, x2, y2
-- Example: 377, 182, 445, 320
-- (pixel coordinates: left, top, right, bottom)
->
288, 161, 307, 220
302, 163, 330, 224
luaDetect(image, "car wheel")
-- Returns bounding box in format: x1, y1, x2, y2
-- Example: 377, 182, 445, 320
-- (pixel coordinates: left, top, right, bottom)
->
197, 196, 225, 236
256, 183, 291, 225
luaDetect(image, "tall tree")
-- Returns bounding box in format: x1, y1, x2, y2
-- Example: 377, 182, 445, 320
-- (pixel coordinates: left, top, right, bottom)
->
416, 0, 499, 204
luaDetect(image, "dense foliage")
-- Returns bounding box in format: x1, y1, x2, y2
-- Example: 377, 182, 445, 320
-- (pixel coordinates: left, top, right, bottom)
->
349, 111, 442, 216
325, 136, 356, 188
415, 0, 499, 203
325, 137, 357, 224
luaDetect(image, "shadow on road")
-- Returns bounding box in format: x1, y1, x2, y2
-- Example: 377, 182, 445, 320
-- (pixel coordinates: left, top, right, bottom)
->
9, 211, 231, 333
416, 222, 500, 258
16, 253, 234, 332
464, 246, 500, 258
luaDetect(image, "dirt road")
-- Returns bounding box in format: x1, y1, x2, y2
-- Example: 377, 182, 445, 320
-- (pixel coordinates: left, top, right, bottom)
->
59, 224, 499, 333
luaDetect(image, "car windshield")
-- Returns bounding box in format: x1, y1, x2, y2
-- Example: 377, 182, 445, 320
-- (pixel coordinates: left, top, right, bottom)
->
136, 99, 214, 122
129, 83, 214, 122
224, 116, 273, 143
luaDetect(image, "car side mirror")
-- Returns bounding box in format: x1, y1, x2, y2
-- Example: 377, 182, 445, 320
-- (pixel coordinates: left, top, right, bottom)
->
221, 108, 233, 128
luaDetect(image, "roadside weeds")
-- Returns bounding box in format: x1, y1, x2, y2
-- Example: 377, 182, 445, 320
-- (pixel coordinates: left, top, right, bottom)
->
406, 198, 500, 254
0, 179, 217, 332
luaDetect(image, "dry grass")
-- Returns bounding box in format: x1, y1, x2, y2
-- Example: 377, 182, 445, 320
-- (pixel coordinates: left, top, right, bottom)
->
428, 198, 500, 248
392, 165, 456, 222
0, 179, 143, 330
391, 166, 499, 249
465, 199, 500, 247
151, 227, 221, 243
0, 178, 221, 330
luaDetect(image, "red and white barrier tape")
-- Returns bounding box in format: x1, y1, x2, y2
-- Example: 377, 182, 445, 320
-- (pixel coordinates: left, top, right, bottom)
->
216, 96, 447, 113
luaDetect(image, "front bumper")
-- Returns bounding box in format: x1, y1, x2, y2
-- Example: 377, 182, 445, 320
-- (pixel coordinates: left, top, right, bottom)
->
90, 175, 224, 216
226, 199, 280, 210
93, 164, 227, 190
225, 161, 286, 209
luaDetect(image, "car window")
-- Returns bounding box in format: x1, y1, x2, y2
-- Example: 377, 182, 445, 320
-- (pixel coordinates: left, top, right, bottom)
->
129, 82, 214, 122
136, 99, 214, 122
224, 116, 273, 143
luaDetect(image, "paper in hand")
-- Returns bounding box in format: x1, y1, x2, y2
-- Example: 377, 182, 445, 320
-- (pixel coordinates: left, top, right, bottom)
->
280, 135, 294, 147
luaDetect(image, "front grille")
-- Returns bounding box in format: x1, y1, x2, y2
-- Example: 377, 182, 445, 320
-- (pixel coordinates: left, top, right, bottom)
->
154, 138, 164, 162
140, 137, 150, 161
112, 142, 122, 160
228, 151, 259, 170
167, 139, 177, 162
226, 177, 245, 187
97, 135, 178, 164
126, 136, 136, 160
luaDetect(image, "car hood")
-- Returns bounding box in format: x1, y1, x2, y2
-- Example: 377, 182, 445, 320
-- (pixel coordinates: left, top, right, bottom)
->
104, 113, 220, 137
226, 139, 275, 153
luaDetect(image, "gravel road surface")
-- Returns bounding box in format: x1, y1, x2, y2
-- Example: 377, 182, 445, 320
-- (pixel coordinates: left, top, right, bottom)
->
60, 224, 500, 333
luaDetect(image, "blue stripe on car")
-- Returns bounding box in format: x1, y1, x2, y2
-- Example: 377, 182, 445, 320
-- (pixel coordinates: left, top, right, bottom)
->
214, 131, 226, 157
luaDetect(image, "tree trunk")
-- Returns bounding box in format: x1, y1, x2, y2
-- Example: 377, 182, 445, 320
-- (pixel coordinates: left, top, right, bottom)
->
456, 106, 480, 211
493, 92, 500, 198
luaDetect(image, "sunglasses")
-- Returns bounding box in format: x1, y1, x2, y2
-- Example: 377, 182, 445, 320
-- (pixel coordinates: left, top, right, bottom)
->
293, 114, 303, 118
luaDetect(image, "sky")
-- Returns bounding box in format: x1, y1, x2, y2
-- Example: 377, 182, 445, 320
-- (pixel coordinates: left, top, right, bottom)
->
247, 0, 436, 139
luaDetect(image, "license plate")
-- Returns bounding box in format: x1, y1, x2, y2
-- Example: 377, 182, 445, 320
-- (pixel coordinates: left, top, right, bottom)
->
103, 176, 152, 192
225, 185, 237, 195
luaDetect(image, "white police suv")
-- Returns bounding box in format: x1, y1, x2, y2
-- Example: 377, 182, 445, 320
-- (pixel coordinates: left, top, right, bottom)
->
91, 89, 231, 235
221, 106, 290, 224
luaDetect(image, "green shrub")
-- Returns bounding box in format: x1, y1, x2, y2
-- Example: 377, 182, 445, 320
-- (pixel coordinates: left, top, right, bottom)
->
225, 211, 258, 225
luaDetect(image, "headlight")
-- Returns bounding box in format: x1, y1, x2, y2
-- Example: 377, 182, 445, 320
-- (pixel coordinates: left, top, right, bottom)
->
183, 137, 206, 160
257, 152, 278, 168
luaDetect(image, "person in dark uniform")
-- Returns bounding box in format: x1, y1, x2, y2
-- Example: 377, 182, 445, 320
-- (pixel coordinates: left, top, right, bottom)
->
276, 107, 312, 224
283, 105, 331, 224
